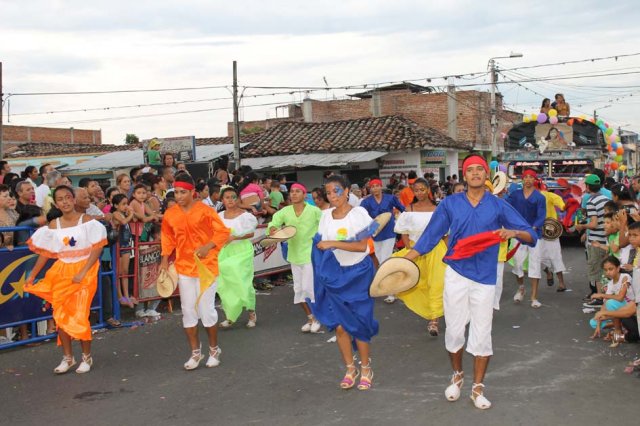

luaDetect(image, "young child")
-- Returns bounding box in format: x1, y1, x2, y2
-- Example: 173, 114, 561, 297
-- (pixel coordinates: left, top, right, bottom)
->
589, 256, 633, 339
111, 194, 135, 308
269, 180, 284, 211
202, 182, 222, 212
147, 139, 162, 166
591, 212, 621, 258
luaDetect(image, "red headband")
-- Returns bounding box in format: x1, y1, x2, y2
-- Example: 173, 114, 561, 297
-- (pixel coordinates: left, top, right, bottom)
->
462, 156, 489, 174
174, 181, 195, 191
369, 179, 383, 187
291, 183, 307, 194
522, 169, 537, 179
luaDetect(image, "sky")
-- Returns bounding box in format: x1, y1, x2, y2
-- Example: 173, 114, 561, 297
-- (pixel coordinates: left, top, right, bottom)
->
2, 0, 640, 145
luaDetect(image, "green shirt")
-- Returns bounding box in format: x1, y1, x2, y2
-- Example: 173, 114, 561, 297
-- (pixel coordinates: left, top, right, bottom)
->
269, 191, 284, 209
147, 149, 161, 165
608, 232, 620, 258
268, 204, 321, 264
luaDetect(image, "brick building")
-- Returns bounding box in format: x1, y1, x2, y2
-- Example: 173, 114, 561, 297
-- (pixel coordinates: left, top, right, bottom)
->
2, 125, 102, 153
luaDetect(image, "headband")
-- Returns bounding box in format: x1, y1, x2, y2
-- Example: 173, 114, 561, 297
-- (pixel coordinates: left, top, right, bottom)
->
369, 179, 383, 187
522, 169, 537, 179
462, 156, 489, 174
290, 183, 307, 194
219, 184, 234, 195
174, 181, 195, 191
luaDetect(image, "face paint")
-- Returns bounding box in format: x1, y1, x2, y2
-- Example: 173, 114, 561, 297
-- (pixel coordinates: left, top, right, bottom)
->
335, 186, 344, 197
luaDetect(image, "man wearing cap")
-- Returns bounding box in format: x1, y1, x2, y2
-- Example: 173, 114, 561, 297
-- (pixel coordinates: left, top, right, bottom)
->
576, 174, 609, 297
505, 169, 547, 308
360, 177, 405, 303
147, 138, 162, 166
405, 154, 535, 410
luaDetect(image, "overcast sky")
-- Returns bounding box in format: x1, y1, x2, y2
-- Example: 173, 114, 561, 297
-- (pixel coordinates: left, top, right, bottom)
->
2, 0, 640, 144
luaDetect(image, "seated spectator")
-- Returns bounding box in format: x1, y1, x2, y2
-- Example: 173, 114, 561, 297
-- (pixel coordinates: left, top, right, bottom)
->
0, 185, 18, 250
202, 180, 223, 212
14, 180, 46, 245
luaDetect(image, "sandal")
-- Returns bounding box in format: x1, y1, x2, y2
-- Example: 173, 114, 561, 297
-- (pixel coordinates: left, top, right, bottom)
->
340, 362, 360, 390
357, 359, 373, 391
119, 297, 134, 308
427, 320, 439, 337
610, 331, 625, 348
556, 286, 567, 292
470, 383, 491, 409
445, 371, 464, 401
54, 355, 76, 374
184, 345, 204, 370
547, 277, 554, 286
106, 318, 122, 328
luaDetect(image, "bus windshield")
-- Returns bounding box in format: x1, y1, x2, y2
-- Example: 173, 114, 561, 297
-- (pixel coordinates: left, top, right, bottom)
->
508, 161, 548, 179
551, 159, 593, 177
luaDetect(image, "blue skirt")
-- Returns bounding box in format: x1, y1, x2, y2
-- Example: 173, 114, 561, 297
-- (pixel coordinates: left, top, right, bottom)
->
309, 234, 378, 343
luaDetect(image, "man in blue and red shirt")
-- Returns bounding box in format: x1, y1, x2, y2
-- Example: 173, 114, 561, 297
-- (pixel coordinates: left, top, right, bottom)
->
405, 154, 535, 410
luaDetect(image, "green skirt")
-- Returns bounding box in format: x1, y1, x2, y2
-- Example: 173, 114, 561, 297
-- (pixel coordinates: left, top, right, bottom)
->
217, 239, 256, 322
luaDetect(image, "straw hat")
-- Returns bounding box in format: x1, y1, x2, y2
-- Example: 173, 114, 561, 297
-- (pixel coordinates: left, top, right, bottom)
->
369, 257, 420, 298
371, 212, 392, 238
259, 225, 297, 247
149, 138, 161, 149
156, 264, 178, 298
542, 217, 563, 241
492, 171, 507, 195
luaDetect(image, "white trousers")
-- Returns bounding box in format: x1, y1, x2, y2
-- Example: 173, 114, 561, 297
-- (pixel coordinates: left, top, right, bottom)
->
178, 274, 218, 328
291, 263, 314, 304
373, 238, 395, 264
494, 262, 504, 311
443, 267, 495, 357
539, 238, 566, 273
511, 240, 542, 279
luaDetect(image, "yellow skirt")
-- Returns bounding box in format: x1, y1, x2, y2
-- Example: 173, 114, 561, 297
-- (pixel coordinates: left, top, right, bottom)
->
25, 259, 99, 345
393, 239, 447, 320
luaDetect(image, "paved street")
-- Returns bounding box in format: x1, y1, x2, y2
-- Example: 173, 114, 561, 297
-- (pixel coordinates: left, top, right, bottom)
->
2, 241, 639, 426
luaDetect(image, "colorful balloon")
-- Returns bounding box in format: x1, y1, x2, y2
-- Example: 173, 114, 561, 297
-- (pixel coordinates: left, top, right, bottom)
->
567, 118, 575, 126
548, 109, 558, 117
616, 147, 624, 155
531, 113, 538, 121
523, 116, 531, 123
537, 113, 547, 124
489, 160, 499, 169
615, 155, 623, 162
549, 116, 558, 125
607, 145, 613, 152
620, 165, 627, 172
610, 162, 619, 170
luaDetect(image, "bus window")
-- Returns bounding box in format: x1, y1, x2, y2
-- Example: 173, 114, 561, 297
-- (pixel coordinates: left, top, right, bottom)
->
508, 161, 547, 179
551, 159, 593, 177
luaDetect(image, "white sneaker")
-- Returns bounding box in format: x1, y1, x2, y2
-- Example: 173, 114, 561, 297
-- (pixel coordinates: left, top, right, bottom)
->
513, 286, 525, 303
145, 309, 161, 318
76, 354, 93, 374
206, 346, 222, 368
53, 355, 76, 374
531, 299, 542, 309
301, 321, 312, 333
184, 347, 204, 370
135, 310, 147, 318
310, 320, 322, 333
384, 295, 396, 304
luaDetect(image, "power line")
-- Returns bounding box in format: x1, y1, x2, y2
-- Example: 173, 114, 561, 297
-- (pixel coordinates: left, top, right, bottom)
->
499, 52, 640, 72
7, 84, 230, 97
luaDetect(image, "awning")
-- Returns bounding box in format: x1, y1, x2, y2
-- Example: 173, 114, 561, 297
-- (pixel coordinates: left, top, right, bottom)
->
241, 151, 387, 170
61, 144, 247, 172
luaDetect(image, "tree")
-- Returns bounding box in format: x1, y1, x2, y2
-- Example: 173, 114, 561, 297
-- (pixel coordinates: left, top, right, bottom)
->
125, 133, 140, 145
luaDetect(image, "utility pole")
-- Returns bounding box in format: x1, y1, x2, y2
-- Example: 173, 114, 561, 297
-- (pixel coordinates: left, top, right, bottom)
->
0, 62, 4, 160
232, 61, 241, 169
489, 59, 498, 159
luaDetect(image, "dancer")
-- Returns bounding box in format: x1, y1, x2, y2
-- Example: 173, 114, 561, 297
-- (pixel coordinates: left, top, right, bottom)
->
217, 186, 259, 328
360, 177, 404, 303
392, 178, 446, 336
160, 174, 230, 370
405, 154, 535, 409
536, 181, 568, 292
24, 185, 107, 374
268, 183, 322, 332
506, 169, 547, 308
311, 175, 378, 391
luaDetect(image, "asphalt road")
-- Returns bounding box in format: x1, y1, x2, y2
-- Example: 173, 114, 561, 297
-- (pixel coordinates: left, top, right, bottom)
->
2, 241, 639, 426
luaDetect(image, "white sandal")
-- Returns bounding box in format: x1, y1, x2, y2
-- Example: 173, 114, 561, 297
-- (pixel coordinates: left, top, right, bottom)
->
76, 353, 93, 374
184, 345, 204, 370
53, 355, 76, 374
470, 383, 492, 409
444, 370, 464, 401
206, 346, 222, 368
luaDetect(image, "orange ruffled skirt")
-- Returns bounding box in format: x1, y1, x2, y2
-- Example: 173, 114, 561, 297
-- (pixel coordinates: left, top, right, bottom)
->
25, 259, 99, 345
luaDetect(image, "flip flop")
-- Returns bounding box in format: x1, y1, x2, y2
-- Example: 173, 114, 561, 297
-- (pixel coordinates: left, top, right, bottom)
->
556, 287, 567, 292
547, 277, 554, 286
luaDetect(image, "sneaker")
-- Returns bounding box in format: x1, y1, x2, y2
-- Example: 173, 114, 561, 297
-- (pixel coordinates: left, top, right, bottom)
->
301, 321, 312, 333
145, 309, 161, 318
530, 299, 542, 309
582, 293, 595, 302
583, 299, 603, 308
310, 320, 322, 333
76, 354, 93, 374
135, 309, 147, 318
513, 286, 525, 303
54, 355, 76, 374
384, 295, 396, 304
206, 346, 222, 368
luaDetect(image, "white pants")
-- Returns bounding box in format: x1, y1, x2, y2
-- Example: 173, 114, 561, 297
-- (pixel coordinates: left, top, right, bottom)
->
178, 274, 218, 328
539, 238, 566, 273
291, 263, 314, 304
494, 262, 504, 311
373, 238, 395, 264
443, 267, 495, 357
511, 240, 542, 279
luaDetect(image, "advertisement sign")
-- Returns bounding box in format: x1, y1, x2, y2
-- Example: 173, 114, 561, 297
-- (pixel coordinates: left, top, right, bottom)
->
137, 244, 162, 300
142, 136, 196, 163
0, 251, 53, 325
252, 226, 290, 276
535, 124, 574, 151
420, 150, 446, 167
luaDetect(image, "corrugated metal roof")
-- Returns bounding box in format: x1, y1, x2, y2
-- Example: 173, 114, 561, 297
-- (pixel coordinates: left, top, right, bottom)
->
241, 151, 386, 170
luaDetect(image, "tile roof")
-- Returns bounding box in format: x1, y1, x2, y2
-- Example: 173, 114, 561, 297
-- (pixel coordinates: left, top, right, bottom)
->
195, 133, 262, 146
241, 115, 470, 157
5, 142, 136, 159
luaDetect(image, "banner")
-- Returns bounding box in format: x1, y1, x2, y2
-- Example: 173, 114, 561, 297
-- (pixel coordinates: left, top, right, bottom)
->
252, 226, 290, 276
420, 150, 446, 166
137, 244, 162, 300
142, 136, 196, 163
0, 250, 52, 325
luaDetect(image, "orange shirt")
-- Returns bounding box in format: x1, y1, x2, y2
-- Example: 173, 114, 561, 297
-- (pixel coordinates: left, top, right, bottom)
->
161, 202, 231, 277
399, 187, 415, 207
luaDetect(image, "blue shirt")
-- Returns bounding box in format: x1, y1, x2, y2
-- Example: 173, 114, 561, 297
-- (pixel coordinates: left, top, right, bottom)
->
360, 193, 405, 241
413, 192, 536, 285
505, 189, 547, 238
